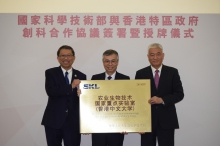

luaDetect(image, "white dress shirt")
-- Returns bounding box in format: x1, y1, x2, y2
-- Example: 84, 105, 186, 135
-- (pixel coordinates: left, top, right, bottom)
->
61, 67, 72, 84
105, 72, 116, 80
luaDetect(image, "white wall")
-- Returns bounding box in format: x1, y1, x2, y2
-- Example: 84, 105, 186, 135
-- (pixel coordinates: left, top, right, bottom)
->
0, 1, 220, 146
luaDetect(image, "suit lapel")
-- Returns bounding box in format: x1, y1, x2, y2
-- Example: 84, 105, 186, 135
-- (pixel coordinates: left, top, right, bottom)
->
145, 67, 154, 80
71, 68, 76, 83
115, 72, 120, 80
101, 72, 106, 80
145, 67, 158, 92
157, 65, 168, 92
57, 66, 67, 85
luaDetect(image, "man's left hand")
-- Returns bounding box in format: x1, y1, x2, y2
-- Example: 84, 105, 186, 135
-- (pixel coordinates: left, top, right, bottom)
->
148, 96, 163, 104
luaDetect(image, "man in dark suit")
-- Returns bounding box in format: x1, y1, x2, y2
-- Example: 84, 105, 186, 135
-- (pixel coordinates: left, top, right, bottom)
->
135, 43, 184, 146
91, 49, 130, 146
41, 45, 86, 146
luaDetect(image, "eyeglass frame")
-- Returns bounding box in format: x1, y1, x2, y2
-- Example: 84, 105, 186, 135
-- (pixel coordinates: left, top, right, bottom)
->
59, 54, 74, 59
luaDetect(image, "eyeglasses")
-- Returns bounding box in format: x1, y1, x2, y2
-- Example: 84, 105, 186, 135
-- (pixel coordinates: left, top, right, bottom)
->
59, 54, 74, 59
103, 60, 118, 65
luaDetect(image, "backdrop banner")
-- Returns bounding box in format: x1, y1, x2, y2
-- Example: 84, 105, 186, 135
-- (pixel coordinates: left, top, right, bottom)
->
0, 13, 220, 146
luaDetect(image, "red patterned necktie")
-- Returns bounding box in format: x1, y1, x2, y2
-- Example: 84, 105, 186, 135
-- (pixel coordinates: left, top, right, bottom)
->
154, 70, 159, 88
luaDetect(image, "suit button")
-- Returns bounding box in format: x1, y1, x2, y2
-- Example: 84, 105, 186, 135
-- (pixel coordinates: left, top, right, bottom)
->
67, 93, 69, 95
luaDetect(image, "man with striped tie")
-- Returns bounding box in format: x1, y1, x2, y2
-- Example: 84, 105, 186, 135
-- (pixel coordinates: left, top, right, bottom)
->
42, 45, 86, 146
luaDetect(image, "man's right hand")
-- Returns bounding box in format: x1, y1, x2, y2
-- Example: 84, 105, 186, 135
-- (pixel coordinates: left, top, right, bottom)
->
77, 88, 81, 97
71, 79, 80, 89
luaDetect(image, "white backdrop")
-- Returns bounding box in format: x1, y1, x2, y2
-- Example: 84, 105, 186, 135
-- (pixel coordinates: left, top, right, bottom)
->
0, 14, 220, 146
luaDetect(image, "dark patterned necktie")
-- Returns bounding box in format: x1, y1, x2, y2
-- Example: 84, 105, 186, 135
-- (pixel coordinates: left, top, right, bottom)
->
107, 76, 112, 80
154, 70, 159, 88
65, 71, 69, 84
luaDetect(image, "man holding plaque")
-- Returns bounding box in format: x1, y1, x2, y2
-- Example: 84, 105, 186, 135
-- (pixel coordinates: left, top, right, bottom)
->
135, 43, 184, 146
41, 45, 86, 146
91, 49, 130, 146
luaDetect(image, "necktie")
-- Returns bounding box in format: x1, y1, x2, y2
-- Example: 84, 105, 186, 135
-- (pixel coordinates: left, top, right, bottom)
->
107, 76, 112, 80
65, 71, 69, 84
154, 70, 159, 88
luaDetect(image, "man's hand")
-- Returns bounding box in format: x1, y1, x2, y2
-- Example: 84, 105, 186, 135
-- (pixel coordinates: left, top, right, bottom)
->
148, 96, 163, 105
139, 132, 145, 134
77, 88, 81, 97
121, 131, 128, 135
71, 79, 80, 89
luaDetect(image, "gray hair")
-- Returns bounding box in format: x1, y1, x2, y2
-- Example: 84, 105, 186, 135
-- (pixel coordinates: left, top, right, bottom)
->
102, 49, 119, 60
148, 43, 163, 52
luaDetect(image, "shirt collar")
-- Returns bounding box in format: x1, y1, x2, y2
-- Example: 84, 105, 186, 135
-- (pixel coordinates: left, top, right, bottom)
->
151, 65, 162, 74
105, 71, 116, 80
61, 67, 72, 75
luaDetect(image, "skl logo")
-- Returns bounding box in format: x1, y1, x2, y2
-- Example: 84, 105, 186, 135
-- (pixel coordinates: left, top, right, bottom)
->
83, 84, 100, 89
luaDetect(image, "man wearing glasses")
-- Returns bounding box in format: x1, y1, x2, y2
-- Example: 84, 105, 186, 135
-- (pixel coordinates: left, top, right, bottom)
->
91, 49, 130, 146
41, 45, 86, 146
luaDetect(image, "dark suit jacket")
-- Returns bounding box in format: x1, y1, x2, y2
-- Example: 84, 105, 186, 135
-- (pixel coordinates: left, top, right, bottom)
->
135, 65, 184, 130
41, 66, 86, 129
91, 71, 130, 146
91, 71, 130, 80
